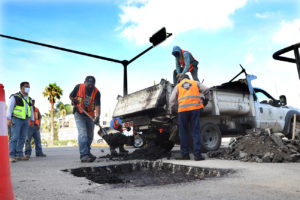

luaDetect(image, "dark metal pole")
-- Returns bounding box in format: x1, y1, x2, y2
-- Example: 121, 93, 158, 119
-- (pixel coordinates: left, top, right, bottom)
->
0, 29, 173, 96
0, 34, 123, 64
121, 60, 129, 96
294, 47, 300, 79
128, 46, 153, 64
273, 42, 300, 79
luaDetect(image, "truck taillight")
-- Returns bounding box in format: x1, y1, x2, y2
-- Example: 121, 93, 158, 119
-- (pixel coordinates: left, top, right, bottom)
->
133, 131, 137, 135
124, 122, 128, 127
159, 128, 164, 133
129, 122, 133, 126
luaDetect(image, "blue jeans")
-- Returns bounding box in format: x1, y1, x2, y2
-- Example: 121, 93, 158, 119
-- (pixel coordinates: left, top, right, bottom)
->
173, 66, 199, 84
178, 109, 202, 157
9, 117, 29, 158
74, 112, 95, 159
25, 126, 44, 156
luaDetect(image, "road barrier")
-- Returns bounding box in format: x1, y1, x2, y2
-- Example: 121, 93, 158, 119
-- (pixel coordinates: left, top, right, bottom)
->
0, 84, 15, 200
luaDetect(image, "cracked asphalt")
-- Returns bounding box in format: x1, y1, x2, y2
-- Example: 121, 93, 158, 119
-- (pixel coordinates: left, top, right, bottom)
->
10, 146, 300, 200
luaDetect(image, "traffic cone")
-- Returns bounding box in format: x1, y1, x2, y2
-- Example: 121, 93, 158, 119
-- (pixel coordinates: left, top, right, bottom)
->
0, 84, 15, 200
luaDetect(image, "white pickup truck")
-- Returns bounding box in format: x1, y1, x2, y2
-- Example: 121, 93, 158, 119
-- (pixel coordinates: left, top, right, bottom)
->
113, 68, 300, 151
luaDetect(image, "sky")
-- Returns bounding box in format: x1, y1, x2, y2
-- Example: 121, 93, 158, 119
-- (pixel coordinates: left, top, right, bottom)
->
0, 0, 300, 119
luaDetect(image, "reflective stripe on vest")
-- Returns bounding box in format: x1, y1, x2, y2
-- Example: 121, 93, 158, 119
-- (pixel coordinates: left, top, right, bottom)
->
177, 79, 203, 112
76, 84, 99, 118
12, 94, 32, 119
178, 50, 198, 72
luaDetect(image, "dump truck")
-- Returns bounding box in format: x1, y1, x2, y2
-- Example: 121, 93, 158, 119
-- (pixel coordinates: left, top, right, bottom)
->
112, 67, 300, 151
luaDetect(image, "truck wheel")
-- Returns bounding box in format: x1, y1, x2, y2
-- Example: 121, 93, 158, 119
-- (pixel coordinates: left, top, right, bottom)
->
133, 135, 144, 148
200, 122, 222, 152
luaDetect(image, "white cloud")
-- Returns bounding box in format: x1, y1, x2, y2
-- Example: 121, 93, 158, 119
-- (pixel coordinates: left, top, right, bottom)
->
243, 52, 254, 65
272, 19, 300, 45
118, 0, 248, 45
255, 11, 274, 19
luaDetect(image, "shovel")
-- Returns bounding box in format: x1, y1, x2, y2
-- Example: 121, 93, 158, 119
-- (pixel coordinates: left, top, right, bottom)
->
76, 104, 107, 136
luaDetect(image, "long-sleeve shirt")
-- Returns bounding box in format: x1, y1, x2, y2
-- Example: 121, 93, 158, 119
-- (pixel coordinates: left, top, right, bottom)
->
173, 46, 199, 74
6, 93, 34, 121
169, 79, 208, 114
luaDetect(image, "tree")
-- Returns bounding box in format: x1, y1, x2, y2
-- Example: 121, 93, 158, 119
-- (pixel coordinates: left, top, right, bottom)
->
56, 101, 66, 126
43, 83, 63, 145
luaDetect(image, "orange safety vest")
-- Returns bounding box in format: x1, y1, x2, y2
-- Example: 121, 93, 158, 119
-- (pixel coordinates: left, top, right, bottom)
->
75, 84, 99, 118
29, 107, 40, 126
178, 50, 198, 72
177, 79, 203, 112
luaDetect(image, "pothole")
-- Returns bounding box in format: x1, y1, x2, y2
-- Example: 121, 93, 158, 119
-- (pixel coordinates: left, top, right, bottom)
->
62, 161, 234, 187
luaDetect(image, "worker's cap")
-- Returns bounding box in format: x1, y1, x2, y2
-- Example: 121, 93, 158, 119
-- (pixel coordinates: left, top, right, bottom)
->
176, 73, 189, 83
32, 99, 35, 102
84, 76, 96, 86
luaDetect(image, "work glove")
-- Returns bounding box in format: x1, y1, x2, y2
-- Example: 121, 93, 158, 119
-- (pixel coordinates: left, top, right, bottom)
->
94, 116, 100, 125
72, 99, 79, 105
202, 98, 209, 107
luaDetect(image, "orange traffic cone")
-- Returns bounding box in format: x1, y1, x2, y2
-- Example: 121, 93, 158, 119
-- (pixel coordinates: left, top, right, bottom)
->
0, 84, 15, 200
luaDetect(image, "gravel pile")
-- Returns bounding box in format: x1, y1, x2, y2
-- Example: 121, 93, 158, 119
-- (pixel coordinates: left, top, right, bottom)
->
207, 129, 300, 162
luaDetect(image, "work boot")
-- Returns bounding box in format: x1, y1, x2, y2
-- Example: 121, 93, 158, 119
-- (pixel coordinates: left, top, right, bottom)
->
16, 156, 29, 161
175, 154, 190, 160
119, 146, 128, 154
110, 148, 118, 156
89, 153, 96, 159
194, 155, 205, 161
25, 154, 31, 159
10, 158, 16, 163
81, 155, 96, 163
36, 153, 47, 157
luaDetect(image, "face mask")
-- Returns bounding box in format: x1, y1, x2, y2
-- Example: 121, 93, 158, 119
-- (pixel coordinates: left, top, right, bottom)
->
24, 87, 30, 94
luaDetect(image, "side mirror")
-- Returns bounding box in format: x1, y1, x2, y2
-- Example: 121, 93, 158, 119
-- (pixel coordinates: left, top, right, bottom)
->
149, 27, 167, 46
279, 95, 287, 106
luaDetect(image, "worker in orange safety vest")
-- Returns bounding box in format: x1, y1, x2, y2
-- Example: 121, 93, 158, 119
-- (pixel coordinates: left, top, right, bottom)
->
172, 46, 200, 84
169, 73, 209, 161
70, 76, 101, 163
25, 99, 46, 158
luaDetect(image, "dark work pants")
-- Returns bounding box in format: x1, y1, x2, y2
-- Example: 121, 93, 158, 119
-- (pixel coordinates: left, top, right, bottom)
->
178, 109, 202, 157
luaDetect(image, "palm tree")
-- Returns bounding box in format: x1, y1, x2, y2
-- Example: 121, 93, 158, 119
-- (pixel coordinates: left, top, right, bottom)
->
43, 83, 63, 145
56, 101, 67, 127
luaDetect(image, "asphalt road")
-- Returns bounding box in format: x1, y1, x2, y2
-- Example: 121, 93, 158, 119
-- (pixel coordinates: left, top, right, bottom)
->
10, 146, 300, 200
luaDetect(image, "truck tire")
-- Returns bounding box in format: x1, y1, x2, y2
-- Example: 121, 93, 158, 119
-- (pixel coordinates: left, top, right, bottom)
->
200, 122, 222, 152
133, 135, 144, 148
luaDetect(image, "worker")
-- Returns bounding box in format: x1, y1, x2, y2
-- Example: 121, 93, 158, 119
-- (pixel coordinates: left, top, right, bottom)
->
25, 99, 46, 158
110, 117, 123, 132
109, 117, 128, 155
172, 46, 199, 84
169, 74, 208, 161
69, 76, 101, 163
7, 82, 34, 162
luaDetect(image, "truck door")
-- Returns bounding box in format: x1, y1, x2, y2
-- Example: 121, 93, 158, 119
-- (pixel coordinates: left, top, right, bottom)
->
254, 89, 285, 131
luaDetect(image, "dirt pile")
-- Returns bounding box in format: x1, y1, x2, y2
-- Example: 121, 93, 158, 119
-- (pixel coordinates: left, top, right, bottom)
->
207, 129, 300, 162
99, 145, 172, 161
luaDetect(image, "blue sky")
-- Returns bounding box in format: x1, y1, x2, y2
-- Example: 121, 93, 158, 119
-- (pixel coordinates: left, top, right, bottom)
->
0, 0, 300, 118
